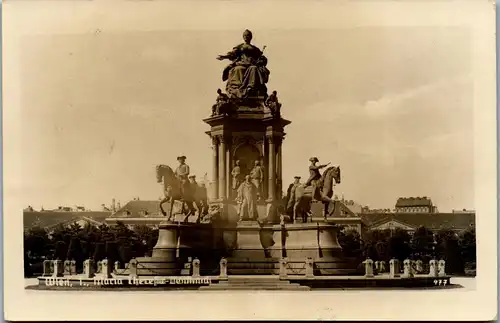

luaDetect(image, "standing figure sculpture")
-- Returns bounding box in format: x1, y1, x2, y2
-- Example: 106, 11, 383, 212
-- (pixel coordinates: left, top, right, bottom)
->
231, 160, 243, 199
237, 175, 259, 221
217, 29, 270, 98
285, 176, 302, 215
249, 160, 264, 201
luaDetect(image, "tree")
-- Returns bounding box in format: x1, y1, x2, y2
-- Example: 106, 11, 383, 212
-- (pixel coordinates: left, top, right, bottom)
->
67, 237, 86, 272
360, 229, 391, 261
338, 228, 362, 258
459, 227, 476, 267
54, 241, 68, 260
435, 228, 464, 274
411, 226, 435, 259
387, 228, 411, 261
24, 226, 50, 260
105, 241, 120, 264
93, 242, 106, 262
132, 225, 158, 258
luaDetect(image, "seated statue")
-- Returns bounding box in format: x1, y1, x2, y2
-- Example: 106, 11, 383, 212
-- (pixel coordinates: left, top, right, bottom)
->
217, 29, 270, 99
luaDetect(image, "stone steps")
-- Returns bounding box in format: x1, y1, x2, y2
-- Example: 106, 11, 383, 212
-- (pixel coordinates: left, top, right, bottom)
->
199, 276, 311, 290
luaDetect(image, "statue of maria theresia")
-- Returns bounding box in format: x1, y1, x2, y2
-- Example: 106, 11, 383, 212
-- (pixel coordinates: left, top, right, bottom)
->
217, 29, 270, 99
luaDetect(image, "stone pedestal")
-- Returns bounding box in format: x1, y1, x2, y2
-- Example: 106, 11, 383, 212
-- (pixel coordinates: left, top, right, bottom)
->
363, 258, 374, 277
438, 260, 446, 277
42, 260, 53, 276
389, 259, 400, 278
63, 260, 72, 275
428, 259, 438, 277
402, 259, 414, 278
52, 260, 63, 277
225, 220, 281, 275
133, 222, 183, 276
83, 259, 95, 278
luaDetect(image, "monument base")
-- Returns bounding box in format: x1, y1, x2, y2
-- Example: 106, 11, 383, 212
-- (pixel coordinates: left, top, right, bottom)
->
223, 220, 281, 275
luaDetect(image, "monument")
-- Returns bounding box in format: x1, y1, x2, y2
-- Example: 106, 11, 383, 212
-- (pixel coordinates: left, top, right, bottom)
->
127, 29, 359, 277
31, 30, 455, 291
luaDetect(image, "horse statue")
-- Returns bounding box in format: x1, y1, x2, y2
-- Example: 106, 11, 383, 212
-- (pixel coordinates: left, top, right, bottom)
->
289, 166, 341, 223
156, 165, 208, 222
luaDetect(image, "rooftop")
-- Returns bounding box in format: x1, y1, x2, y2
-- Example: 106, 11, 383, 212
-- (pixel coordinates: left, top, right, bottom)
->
395, 197, 433, 208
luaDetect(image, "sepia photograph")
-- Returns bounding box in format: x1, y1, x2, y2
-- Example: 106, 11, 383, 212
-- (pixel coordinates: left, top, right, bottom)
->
3, 0, 497, 320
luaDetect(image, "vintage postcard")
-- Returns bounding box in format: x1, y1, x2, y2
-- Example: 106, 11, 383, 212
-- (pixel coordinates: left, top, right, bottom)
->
3, 0, 497, 320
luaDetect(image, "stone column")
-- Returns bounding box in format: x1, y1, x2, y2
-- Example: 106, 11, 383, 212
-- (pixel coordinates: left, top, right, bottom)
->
267, 136, 276, 201
276, 139, 283, 200
225, 141, 231, 200
212, 136, 219, 200
218, 137, 226, 200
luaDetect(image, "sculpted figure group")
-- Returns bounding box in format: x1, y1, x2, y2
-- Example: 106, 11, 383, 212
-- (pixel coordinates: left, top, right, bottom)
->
211, 29, 282, 118
157, 156, 208, 222
217, 29, 270, 99
284, 157, 341, 223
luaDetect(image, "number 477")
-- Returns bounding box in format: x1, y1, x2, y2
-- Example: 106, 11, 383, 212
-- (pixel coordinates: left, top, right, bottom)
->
434, 279, 448, 286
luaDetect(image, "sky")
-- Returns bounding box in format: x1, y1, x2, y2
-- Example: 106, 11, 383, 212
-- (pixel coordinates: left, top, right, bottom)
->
16, 26, 474, 212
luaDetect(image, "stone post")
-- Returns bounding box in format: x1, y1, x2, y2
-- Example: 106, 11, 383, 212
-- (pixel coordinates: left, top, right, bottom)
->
305, 257, 314, 278
389, 259, 400, 278
379, 261, 387, 273
363, 258, 374, 277
181, 256, 192, 276
63, 260, 71, 275
96, 260, 103, 274
402, 259, 414, 278
374, 261, 380, 274
192, 258, 201, 278
415, 260, 423, 273
428, 259, 438, 277
114, 261, 120, 272
219, 258, 228, 280
83, 259, 95, 278
218, 137, 226, 200
279, 258, 288, 280
100, 259, 112, 278
438, 259, 446, 277
267, 136, 276, 201
212, 136, 219, 200
129, 259, 138, 279
52, 260, 63, 277
42, 259, 53, 276
70, 260, 77, 275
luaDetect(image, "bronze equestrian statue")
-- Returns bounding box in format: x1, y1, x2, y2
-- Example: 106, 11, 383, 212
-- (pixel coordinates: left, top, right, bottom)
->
156, 164, 207, 221
288, 164, 341, 223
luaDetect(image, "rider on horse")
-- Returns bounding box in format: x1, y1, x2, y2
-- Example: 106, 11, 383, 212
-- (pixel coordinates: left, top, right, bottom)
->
175, 156, 190, 197
175, 156, 196, 215
305, 157, 330, 202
